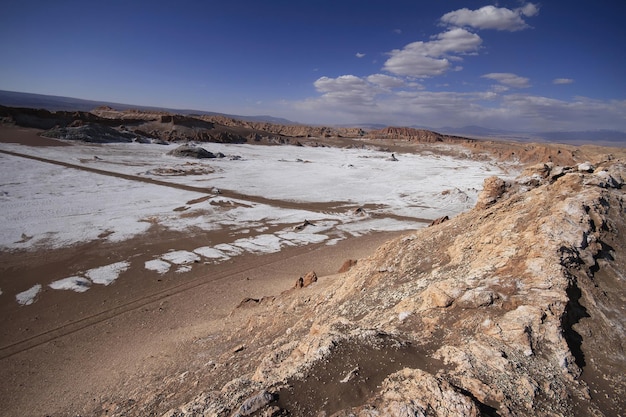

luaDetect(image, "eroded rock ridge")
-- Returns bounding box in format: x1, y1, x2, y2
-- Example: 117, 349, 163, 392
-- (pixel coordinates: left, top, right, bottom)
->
162, 160, 625, 417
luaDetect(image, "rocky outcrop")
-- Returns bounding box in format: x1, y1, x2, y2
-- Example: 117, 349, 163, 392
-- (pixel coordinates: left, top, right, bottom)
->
428, 215, 449, 227
366, 127, 477, 144
294, 271, 317, 289
197, 115, 366, 138
475, 176, 507, 209
162, 159, 625, 416
41, 123, 141, 143
167, 144, 216, 159
0, 105, 147, 129
338, 259, 358, 273
159, 114, 215, 129
367, 127, 445, 142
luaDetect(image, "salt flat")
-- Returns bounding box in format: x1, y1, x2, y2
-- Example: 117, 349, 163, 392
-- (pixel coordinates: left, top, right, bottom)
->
0, 140, 501, 247
0, 139, 507, 306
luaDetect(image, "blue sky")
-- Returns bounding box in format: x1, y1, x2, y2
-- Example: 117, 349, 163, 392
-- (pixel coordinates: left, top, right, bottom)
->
1, 0, 625, 132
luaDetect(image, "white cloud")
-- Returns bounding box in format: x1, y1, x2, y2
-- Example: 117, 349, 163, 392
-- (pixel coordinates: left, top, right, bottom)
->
292, 80, 626, 132
520, 3, 540, 17
500, 94, 626, 130
482, 72, 530, 88
429, 28, 483, 56
491, 84, 511, 93
312, 75, 379, 107
366, 74, 406, 88
314, 75, 370, 94
285, 3, 625, 133
310, 74, 418, 108
440, 3, 539, 31
383, 28, 482, 77
356, 52, 366, 58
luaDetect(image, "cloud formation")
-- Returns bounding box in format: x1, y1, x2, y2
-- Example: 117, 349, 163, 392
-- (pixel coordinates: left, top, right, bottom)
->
440, 3, 539, 31
356, 52, 366, 58
313, 75, 378, 106
366, 74, 406, 89
295, 84, 626, 132
482, 73, 531, 88
381, 4, 539, 79
383, 28, 481, 77
291, 3, 625, 132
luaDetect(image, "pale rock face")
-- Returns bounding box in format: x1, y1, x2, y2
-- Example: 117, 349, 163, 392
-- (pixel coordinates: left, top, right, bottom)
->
334, 369, 482, 417
163, 160, 626, 417
475, 175, 507, 209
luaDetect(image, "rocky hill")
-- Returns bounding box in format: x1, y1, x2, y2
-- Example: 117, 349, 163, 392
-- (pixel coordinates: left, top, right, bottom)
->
195, 114, 366, 138
2, 105, 622, 168
150, 159, 625, 417
0, 105, 287, 144
90, 106, 366, 140
365, 126, 475, 144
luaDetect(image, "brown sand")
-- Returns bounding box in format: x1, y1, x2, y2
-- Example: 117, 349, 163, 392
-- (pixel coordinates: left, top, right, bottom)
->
0, 124, 69, 146
1, 229, 407, 416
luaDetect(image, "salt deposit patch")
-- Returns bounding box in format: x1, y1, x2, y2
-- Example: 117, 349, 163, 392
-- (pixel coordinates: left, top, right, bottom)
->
232, 234, 284, 254
213, 243, 244, 256
161, 250, 201, 265
337, 218, 421, 236
277, 231, 328, 245
0, 151, 204, 250
145, 259, 172, 274
49, 276, 92, 293
16, 284, 42, 306
85, 261, 130, 285
193, 246, 230, 260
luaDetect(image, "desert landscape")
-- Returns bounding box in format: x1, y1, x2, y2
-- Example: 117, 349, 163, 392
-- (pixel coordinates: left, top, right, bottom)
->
0, 104, 624, 417
2, 0, 626, 415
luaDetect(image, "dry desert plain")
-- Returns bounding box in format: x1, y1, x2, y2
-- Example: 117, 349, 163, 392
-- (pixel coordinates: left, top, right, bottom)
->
0, 123, 625, 416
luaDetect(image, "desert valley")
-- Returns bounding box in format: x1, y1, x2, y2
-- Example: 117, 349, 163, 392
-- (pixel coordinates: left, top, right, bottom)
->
0, 104, 625, 417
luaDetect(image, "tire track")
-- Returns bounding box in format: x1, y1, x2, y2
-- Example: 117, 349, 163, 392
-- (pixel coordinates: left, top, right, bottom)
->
0, 149, 428, 358
0, 149, 351, 213
0, 241, 329, 359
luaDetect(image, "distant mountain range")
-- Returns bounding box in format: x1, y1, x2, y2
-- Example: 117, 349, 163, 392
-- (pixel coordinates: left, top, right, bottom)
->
0, 90, 295, 126
1, 90, 625, 146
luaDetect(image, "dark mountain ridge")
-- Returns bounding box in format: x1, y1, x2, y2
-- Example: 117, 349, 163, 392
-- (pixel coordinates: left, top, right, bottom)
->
0, 90, 295, 125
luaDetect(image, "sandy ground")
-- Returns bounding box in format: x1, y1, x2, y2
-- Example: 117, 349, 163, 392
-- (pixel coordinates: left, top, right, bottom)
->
0, 126, 416, 416
1, 228, 404, 416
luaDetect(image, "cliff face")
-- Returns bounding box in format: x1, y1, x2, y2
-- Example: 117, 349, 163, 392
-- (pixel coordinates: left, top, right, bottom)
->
366, 127, 476, 144
196, 115, 366, 138
162, 160, 625, 417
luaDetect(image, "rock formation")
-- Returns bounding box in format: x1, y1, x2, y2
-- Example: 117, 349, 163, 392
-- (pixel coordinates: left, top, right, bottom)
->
338, 259, 358, 273
161, 159, 625, 417
428, 215, 449, 227
366, 127, 476, 144
4, 104, 617, 169
41, 123, 140, 143
167, 144, 217, 159
294, 271, 318, 289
